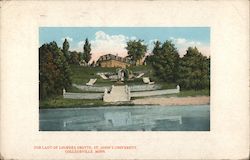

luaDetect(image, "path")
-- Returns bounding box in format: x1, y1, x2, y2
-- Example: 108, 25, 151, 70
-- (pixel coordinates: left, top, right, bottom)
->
103, 85, 130, 102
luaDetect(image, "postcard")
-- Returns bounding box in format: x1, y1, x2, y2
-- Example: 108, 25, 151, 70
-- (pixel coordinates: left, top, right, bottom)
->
39, 27, 210, 132
0, 0, 249, 159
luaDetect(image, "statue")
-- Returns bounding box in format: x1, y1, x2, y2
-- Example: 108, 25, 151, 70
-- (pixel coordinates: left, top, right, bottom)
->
117, 68, 124, 82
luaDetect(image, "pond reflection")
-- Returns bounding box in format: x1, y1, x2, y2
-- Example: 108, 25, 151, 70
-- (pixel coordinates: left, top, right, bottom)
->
39, 105, 210, 131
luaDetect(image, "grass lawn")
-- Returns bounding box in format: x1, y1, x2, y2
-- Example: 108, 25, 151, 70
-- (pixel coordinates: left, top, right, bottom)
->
39, 96, 104, 108
70, 65, 154, 86
39, 96, 134, 109
70, 64, 156, 86
177, 89, 210, 97
39, 65, 210, 108
70, 65, 116, 85
161, 89, 210, 98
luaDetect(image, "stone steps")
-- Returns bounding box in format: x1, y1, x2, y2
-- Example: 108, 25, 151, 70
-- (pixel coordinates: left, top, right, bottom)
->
103, 85, 130, 102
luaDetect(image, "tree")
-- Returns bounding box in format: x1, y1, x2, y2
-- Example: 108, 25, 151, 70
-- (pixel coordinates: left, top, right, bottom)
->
125, 40, 147, 66
69, 51, 81, 64
177, 47, 210, 90
62, 39, 70, 61
148, 40, 180, 82
83, 38, 92, 64
145, 41, 161, 65
39, 41, 72, 100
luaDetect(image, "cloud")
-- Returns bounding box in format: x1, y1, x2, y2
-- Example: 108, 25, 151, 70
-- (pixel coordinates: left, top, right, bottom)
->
169, 37, 209, 57
87, 31, 137, 61
74, 33, 210, 62
61, 36, 73, 42
77, 41, 84, 47
147, 39, 159, 55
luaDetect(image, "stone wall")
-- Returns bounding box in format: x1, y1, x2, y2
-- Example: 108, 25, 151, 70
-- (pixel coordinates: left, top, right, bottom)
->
131, 88, 180, 97
63, 91, 103, 99
73, 84, 161, 92
73, 84, 110, 92
129, 84, 161, 91
68, 85, 180, 99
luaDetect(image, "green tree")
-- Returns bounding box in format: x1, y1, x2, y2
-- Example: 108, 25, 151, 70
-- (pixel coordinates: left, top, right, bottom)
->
69, 51, 81, 64
83, 38, 92, 64
178, 47, 210, 90
62, 39, 70, 61
148, 40, 180, 82
39, 41, 72, 100
126, 40, 147, 65
145, 41, 161, 65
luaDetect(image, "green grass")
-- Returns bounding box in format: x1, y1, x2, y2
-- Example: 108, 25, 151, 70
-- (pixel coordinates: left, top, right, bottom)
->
131, 89, 210, 100
70, 65, 116, 85
70, 65, 152, 86
161, 89, 210, 98
39, 96, 135, 109
39, 96, 104, 108
127, 65, 154, 77
158, 82, 177, 89
40, 65, 210, 108
177, 89, 210, 97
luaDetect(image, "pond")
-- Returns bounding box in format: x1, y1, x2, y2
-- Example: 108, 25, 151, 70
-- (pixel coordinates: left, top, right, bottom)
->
39, 105, 210, 131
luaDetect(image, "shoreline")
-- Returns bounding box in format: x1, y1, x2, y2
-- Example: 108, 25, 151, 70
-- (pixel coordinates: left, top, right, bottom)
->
39, 96, 210, 109
132, 96, 210, 106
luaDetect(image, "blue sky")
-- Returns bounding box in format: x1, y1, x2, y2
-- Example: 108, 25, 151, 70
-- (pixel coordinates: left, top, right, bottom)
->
39, 27, 210, 61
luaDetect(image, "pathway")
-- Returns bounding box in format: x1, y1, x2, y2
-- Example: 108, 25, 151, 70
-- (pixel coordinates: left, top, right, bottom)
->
103, 85, 130, 102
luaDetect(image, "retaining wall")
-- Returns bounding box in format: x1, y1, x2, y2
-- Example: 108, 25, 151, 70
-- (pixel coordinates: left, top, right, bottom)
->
63, 92, 103, 99
73, 83, 161, 92
73, 84, 110, 92
129, 84, 161, 91
131, 88, 179, 97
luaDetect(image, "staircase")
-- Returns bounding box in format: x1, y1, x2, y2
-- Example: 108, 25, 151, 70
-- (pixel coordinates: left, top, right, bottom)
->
103, 85, 130, 102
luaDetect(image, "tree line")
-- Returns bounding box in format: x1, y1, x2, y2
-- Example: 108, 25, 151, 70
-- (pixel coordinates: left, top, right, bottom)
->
39, 38, 92, 100
125, 39, 210, 90
63, 38, 92, 65
145, 40, 210, 90
39, 38, 210, 100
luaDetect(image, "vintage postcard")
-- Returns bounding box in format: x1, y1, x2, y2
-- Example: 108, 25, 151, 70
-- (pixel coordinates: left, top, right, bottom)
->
39, 27, 210, 131
1, 0, 249, 159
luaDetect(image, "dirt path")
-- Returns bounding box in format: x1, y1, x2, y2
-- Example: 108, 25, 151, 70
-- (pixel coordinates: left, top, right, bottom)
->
132, 96, 210, 106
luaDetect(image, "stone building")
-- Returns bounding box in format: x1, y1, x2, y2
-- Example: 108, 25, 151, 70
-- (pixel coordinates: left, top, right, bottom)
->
96, 54, 131, 68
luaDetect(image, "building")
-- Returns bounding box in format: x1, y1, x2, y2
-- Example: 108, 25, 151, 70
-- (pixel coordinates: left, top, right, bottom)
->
96, 54, 131, 68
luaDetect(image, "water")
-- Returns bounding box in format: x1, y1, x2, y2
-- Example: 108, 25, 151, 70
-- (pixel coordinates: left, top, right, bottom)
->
39, 105, 210, 131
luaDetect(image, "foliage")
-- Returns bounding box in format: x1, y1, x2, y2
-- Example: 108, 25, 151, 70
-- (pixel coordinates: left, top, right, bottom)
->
126, 39, 147, 65
69, 51, 81, 64
147, 40, 180, 82
39, 96, 105, 108
39, 41, 72, 100
147, 41, 210, 90
83, 38, 92, 63
62, 39, 70, 61
123, 68, 132, 80
177, 47, 210, 90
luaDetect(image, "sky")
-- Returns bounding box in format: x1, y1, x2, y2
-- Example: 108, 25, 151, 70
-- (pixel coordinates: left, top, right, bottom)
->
39, 27, 210, 61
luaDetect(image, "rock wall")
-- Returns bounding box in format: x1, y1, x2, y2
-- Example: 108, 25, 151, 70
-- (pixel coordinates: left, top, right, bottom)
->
131, 88, 180, 97
63, 91, 103, 99
129, 84, 161, 91
73, 83, 161, 92
73, 84, 110, 92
